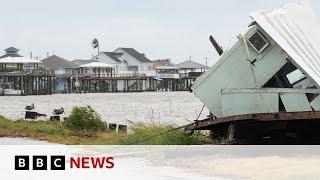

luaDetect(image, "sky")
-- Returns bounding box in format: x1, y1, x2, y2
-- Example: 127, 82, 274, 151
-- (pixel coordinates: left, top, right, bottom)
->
0, 0, 320, 66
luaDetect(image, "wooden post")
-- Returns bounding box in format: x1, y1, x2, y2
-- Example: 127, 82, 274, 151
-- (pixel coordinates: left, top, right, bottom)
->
227, 122, 235, 142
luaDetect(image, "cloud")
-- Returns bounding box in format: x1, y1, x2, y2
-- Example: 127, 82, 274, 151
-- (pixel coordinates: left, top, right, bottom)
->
0, 0, 319, 66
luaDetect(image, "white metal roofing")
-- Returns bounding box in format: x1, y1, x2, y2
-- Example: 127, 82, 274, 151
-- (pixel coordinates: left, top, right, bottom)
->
176, 60, 208, 69
80, 62, 113, 68
250, 2, 320, 87
0, 56, 41, 64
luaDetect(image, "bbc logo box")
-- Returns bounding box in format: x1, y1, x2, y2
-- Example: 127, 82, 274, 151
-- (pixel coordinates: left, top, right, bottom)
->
14, 156, 29, 170
15, 155, 65, 170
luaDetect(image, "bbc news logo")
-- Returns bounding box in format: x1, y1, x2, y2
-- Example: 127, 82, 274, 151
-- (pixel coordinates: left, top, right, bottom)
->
15, 155, 114, 170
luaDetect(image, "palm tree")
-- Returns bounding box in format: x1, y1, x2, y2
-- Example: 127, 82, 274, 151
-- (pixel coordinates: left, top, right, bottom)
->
91, 38, 100, 54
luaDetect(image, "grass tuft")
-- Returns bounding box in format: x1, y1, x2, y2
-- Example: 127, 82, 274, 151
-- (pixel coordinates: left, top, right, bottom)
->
0, 115, 213, 145
64, 105, 107, 132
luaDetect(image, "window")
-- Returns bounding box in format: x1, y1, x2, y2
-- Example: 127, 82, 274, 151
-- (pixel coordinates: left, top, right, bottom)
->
248, 31, 269, 53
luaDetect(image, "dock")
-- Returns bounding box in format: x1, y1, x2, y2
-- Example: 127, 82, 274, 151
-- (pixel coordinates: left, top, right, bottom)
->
0, 49, 208, 95
0, 70, 55, 95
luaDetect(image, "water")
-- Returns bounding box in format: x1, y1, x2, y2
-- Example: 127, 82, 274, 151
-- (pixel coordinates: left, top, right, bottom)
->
0, 92, 209, 125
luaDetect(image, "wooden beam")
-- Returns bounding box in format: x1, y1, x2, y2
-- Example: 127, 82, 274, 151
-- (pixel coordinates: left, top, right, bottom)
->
185, 111, 320, 131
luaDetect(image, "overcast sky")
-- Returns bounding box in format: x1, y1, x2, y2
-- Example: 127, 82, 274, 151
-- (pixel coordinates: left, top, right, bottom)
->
0, 0, 319, 65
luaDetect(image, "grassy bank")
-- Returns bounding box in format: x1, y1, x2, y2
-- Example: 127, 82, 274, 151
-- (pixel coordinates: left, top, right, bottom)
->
0, 115, 213, 145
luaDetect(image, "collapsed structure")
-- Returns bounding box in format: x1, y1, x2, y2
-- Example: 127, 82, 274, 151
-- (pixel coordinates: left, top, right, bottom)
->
185, 2, 320, 144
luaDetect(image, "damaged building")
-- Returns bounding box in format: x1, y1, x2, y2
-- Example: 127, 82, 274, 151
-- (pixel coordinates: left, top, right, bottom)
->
185, 2, 320, 144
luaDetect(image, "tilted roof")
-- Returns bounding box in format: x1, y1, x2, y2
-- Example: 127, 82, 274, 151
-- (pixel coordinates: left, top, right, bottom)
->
176, 60, 208, 69
41, 55, 78, 69
118, 48, 152, 63
250, 2, 320, 87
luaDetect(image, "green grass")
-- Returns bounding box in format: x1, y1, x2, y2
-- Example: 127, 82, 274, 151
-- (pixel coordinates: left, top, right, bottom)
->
120, 124, 213, 145
0, 115, 213, 145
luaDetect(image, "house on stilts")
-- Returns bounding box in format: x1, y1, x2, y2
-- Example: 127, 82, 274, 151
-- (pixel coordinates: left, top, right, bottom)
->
0, 47, 54, 95
41, 55, 78, 93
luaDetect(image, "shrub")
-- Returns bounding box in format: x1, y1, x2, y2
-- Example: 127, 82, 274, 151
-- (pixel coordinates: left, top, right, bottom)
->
64, 105, 107, 132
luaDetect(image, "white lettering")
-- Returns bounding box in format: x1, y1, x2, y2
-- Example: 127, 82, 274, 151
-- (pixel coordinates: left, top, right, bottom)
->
19, 159, 25, 167
37, 159, 43, 167
54, 159, 61, 167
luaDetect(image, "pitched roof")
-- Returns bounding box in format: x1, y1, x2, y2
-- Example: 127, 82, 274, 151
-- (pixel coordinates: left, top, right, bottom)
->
118, 48, 152, 63
41, 55, 78, 69
0, 56, 41, 64
0, 54, 22, 59
4, 47, 19, 52
176, 60, 208, 69
0, 47, 22, 58
152, 59, 174, 66
101, 52, 122, 62
72, 59, 99, 66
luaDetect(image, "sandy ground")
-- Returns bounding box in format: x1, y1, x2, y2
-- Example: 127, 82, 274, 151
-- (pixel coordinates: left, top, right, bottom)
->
146, 146, 320, 180
161, 155, 320, 180
0, 92, 209, 125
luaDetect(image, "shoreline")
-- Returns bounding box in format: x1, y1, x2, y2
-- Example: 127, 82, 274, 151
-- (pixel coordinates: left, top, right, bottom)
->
0, 116, 213, 145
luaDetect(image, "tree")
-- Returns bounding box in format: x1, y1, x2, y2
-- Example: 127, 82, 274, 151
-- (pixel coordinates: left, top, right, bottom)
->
91, 38, 100, 54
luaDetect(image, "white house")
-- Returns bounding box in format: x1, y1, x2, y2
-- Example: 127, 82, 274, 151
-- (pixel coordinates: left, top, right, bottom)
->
114, 48, 153, 76
176, 60, 208, 78
155, 66, 179, 79
92, 48, 154, 77
79, 62, 114, 78
91, 52, 122, 75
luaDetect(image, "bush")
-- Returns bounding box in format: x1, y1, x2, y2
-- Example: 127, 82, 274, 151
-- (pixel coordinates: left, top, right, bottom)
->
64, 105, 107, 132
